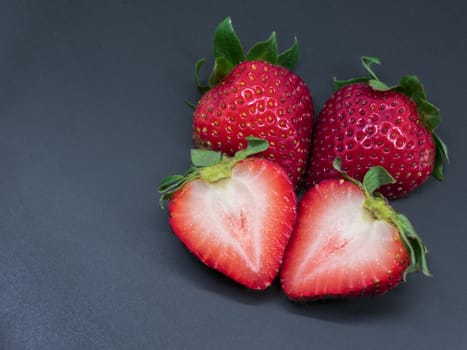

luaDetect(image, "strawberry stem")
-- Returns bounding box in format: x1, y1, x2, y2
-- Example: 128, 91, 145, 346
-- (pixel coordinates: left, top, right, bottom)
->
198, 136, 269, 182
333, 158, 431, 278
195, 17, 300, 93
199, 159, 235, 183
158, 137, 269, 207
363, 196, 396, 221
361, 56, 381, 81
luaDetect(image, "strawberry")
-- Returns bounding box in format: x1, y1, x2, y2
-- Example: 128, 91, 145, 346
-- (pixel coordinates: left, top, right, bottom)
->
159, 137, 297, 290
192, 18, 314, 190
306, 56, 448, 199
281, 158, 430, 301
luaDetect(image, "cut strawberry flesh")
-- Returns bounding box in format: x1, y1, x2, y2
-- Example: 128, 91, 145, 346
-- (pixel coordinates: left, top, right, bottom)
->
169, 158, 296, 290
281, 179, 409, 299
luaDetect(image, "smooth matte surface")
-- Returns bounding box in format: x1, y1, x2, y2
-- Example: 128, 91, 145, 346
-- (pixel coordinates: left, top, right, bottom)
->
1, 0, 466, 349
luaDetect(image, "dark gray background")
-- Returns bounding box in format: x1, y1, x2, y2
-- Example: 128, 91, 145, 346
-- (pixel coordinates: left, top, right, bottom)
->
1, 0, 466, 349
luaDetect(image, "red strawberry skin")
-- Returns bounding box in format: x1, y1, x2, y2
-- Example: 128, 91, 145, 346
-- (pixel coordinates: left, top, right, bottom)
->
280, 179, 409, 300
168, 158, 297, 290
193, 60, 314, 190
306, 83, 435, 198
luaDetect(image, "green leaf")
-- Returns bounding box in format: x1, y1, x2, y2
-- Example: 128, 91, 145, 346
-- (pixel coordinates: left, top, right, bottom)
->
432, 132, 449, 180
362, 166, 396, 195
333, 56, 388, 91
205, 17, 245, 87
158, 174, 185, 193
334, 159, 395, 198
432, 147, 444, 181
245, 31, 278, 63
332, 157, 361, 187
158, 166, 199, 208
191, 149, 223, 167
398, 75, 426, 101
397, 74, 447, 181
398, 75, 440, 128
194, 58, 209, 94
234, 136, 269, 161
333, 76, 370, 90
277, 37, 300, 70
209, 56, 235, 86
397, 75, 441, 130
195, 18, 303, 96
416, 98, 441, 130
433, 132, 449, 162
184, 100, 196, 110
332, 157, 343, 172
393, 213, 431, 277
212, 17, 244, 69
368, 79, 391, 91
361, 56, 381, 81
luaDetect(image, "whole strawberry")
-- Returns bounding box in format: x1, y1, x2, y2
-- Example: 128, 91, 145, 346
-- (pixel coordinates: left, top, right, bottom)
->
281, 158, 430, 301
306, 56, 448, 198
193, 18, 314, 190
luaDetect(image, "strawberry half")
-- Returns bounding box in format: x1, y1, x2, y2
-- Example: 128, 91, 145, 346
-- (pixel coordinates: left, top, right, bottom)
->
192, 18, 314, 190
306, 56, 448, 198
159, 137, 297, 290
281, 158, 430, 301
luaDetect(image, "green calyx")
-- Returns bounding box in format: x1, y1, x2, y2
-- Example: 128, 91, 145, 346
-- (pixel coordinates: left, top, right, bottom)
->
195, 17, 300, 94
333, 158, 431, 279
158, 137, 268, 207
334, 56, 449, 180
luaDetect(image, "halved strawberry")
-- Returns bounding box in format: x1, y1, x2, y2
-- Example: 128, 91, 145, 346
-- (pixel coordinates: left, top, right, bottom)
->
281, 159, 430, 300
159, 137, 297, 290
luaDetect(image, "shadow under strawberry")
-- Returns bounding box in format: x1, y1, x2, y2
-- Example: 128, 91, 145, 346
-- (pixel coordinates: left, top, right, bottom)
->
170, 245, 283, 305
279, 281, 418, 323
